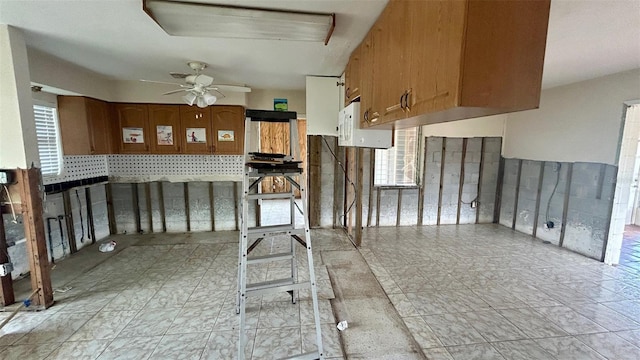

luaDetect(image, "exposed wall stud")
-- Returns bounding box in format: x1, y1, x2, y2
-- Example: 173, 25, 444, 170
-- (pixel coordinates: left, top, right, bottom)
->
145, 183, 153, 233
512, 159, 523, 230
332, 137, 343, 228
355, 148, 364, 246
62, 190, 77, 253
418, 138, 428, 226
105, 183, 117, 235
85, 187, 96, 243
367, 149, 375, 227
376, 187, 381, 227
437, 138, 447, 225
597, 164, 606, 200
494, 157, 506, 223
308, 136, 322, 227
158, 181, 167, 232
233, 181, 239, 231
602, 167, 615, 262
559, 163, 573, 247
457, 138, 468, 224
184, 182, 191, 232
17, 168, 54, 308
209, 182, 216, 231
396, 188, 403, 227
132, 183, 141, 234
532, 161, 546, 237
0, 215, 15, 306
475, 138, 486, 224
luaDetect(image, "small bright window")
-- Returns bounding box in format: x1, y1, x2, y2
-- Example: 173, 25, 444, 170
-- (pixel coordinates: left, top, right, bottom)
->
374, 127, 420, 186
33, 104, 62, 176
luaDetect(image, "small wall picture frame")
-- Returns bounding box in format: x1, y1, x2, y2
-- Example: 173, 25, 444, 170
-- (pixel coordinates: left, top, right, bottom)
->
123, 127, 144, 144
218, 130, 235, 142
186, 128, 207, 143
274, 98, 288, 111
156, 125, 173, 145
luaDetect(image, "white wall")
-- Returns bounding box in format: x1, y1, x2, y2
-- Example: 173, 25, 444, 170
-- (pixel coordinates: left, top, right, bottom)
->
247, 89, 306, 116
422, 114, 506, 138
0, 25, 39, 168
503, 69, 640, 165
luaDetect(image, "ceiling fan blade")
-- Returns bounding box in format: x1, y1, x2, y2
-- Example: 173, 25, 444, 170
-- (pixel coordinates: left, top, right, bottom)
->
169, 72, 189, 79
211, 84, 252, 93
211, 89, 226, 98
139, 79, 185, 86
163, 88, 190, 95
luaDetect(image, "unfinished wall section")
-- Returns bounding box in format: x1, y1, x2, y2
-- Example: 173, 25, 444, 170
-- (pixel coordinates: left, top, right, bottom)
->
499, 158, 617, 260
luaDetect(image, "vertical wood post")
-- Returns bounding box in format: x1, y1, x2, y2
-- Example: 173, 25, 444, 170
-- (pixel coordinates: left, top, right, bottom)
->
475, 138, 486, 224
418, 138, 428, 226
437, 138, 447, 225
355, 148, 364, 246
62, 190, 77, 253
494, 157, 506, 223
0, 214, 15, 306
512, 159, 523, 230
457, 138, 468, 224
158, 182, 167, 232
184, 182, 191, 232
308, 136, 322, 228
396, 188, 403, 227
17, 168, 53, 308
85, 187, 96, 244
233, 182, 239, 231
132, 184, 141, 234
376, 187, 381, 227
209, 182, 216, 231
332, 137, 343, 228
105, 183, 117, 235
367, 149, 375, 227
532, 161, 546, 237
145, 183, 153, 233
559, 163, 573, 247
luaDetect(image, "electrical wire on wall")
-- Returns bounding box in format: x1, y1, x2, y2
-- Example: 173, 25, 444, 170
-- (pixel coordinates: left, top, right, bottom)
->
75, 189, 85, 243
1, 185, 18, 224
545, 162, 562, 228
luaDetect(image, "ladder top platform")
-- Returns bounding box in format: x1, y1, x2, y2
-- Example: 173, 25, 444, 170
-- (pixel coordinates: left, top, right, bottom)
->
246, 109, 298, 122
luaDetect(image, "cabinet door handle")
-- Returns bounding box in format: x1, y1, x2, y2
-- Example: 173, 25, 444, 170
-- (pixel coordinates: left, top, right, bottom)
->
400, 93, 405, 110
404, 90, 412, 112
370, 111, 380, 123
346, 88, 350, 98
363, 110, 369, 123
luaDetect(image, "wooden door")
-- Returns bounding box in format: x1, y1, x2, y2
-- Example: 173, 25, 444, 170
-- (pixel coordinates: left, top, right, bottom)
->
371, 0, 411, 124
180, 106, 212, 154
408, 0, 465, 116
345, 44, 361, 103
359, 31, 376, 128
212, 106, 244, 155
57, 96, 92, 155
148, 104, 181, 153
115, 103, 149, 153
86, 98, 111, 154
260, 120, 307, 196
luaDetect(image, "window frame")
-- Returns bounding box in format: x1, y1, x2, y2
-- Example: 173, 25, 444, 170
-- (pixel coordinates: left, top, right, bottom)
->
373, 127, 422, 188
33, 101, 63, 178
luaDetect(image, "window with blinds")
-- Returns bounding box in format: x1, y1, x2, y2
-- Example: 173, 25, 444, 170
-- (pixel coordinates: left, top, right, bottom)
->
374, 127, 419, 186
33, 104, 62, 176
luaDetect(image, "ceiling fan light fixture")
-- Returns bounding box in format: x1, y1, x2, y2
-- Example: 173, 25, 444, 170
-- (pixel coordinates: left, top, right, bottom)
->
183, 92, 197, 106
196, 96, 208, 108
143, 0, 336, 45
202, 92, 217, 106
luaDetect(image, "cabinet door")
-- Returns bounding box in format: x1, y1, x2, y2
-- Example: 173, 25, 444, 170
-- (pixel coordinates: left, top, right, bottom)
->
371, 0, 411, 124
345, 44, 361, 103
57, 96, 92, 155
212, 106, 245, 155
359, 31, 375, 128
408, 0, 465, 115
180, 106, 212, 154
85, 98, 111, 154
149, 104, 181, 153
115, 104, 149, 153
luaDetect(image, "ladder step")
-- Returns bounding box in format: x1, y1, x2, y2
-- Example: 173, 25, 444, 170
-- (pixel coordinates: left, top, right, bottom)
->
247, 252, 294, 265
247, 224, 305, 237
281, 351, 321, 360
246, 278, 311, 297
247, 192, 294, 200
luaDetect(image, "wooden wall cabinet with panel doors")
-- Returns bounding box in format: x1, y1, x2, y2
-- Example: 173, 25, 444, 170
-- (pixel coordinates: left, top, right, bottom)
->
148, 104, 181, 154
359, 31, 376, 128
180, 106, 212, 154
57, 96, 111, 155
344, 44, 361, 104
353, 0, 551, 129
212, 106, 245, 155
114, 103, 150, 153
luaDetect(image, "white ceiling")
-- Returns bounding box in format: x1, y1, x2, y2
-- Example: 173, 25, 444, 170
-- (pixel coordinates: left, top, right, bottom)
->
0, 0, 639, 91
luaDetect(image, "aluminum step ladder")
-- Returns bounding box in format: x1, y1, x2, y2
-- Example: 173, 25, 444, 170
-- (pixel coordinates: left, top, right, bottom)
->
236, 109, 324, 360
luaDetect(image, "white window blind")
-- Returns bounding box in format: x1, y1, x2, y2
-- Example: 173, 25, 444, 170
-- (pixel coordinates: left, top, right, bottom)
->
34, 105, 62, 176
374, 127, 419, 186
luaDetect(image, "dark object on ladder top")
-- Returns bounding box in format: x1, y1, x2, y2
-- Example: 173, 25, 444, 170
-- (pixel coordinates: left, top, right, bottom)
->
245, 109, 297, 122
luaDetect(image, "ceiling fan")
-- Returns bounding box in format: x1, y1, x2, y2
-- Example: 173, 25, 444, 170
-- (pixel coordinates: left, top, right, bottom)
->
140, 61, 251, 108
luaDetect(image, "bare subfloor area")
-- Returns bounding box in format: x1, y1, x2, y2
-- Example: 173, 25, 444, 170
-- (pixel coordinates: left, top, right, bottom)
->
2, 224, 640, 359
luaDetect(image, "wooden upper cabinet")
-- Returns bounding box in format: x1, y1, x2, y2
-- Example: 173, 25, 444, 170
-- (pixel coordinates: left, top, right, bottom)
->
354, 0, 550, 128
180, 106, 212, 154
148, 104, 181, 154
114, 103, 149, 153
212, 105, 245, 155
58, 96, 111, 155
344, 44, 361, 103
359, 31, 376, 128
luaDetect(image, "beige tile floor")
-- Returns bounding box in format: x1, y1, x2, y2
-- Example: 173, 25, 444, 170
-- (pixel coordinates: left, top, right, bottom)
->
360, 224, 640, 360
0, 231, 345, 360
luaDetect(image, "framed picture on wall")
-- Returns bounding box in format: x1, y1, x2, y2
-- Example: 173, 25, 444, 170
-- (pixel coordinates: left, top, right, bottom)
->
123, 127, 144, 144
156, 125, 173, 145
186, 128, 207, 143
218, 130, 235, 142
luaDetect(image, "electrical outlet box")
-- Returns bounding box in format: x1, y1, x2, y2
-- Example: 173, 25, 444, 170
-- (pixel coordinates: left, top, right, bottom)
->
0, 263, 14, 277
0, 170, 15, 184
471, 200, 478, 208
